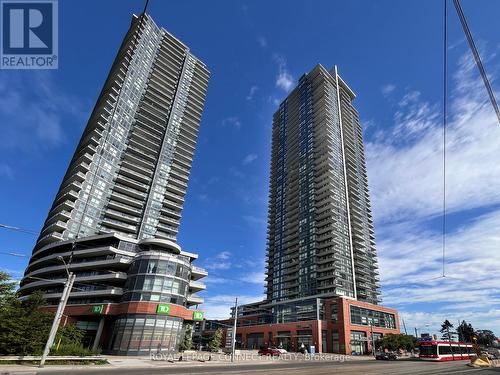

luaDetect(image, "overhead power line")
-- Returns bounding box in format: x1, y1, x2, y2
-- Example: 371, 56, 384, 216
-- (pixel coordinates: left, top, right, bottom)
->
0, 251, 28, 257
435, 0, 500, 283
442, 0, 448, 278
0, 223, 38, 236
453, 0, 500, 125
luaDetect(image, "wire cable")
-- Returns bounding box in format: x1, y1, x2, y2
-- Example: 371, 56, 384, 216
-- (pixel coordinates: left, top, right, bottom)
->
453, 0, 500, 125
0, 251, 28, 257
442, 0, 448, 278
0, 223, 38, 236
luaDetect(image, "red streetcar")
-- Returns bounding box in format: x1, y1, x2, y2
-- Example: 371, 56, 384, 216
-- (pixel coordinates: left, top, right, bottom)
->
419, 340, 474, 361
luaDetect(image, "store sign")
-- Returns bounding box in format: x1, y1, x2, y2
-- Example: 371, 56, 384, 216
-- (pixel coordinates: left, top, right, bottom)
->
157, 304, 171, 315
91, 304, 104, 314
193, 311, 204, 321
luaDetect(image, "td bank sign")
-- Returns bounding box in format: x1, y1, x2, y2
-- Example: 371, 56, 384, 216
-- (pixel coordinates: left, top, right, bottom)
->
156, 304, 204, 321
192, 311, 204, 321
156, 304, 171, 315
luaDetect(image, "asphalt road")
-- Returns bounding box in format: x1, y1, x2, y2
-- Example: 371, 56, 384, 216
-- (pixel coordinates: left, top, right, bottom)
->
6, 360, 499, 375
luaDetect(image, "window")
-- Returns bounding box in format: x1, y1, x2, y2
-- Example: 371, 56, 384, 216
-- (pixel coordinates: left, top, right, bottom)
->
350, 306, 396, 329
420, 345, 437, 356
439, 345, 451, 355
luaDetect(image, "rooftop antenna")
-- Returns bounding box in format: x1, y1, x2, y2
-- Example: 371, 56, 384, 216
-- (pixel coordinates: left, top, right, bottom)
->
140, 0, 150, 17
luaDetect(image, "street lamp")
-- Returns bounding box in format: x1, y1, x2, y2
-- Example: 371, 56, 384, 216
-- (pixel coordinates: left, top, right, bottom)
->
39, 250, 75, 368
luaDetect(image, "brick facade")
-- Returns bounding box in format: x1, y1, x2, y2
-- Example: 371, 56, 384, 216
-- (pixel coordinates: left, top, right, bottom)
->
202, 297, 400, 355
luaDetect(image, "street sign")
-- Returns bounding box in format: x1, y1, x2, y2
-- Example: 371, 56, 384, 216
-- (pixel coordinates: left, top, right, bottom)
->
225, 327, 233, 348
193, 311, 204, 321
91, 304, 104, 314
157, 304, 171, 315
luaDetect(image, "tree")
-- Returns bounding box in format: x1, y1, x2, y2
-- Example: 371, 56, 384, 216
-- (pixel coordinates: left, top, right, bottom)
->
476, 330, 497, 347
208, 328, 223, 352
0, 273, 93, 356
178, 323, 193, 351
0, 271, 16, 303
375, 334, 417, 352
0, 289, 53, 355
55, 324, 85, 348
457, 320, 475, 342
440, 320, 454, 341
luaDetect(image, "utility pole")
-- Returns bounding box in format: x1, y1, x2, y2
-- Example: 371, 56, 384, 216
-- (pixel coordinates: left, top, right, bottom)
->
40, 253, 75, 368
414, 327, 418, 338
231, 297, 238, 363
402, 318, 408, 335
39, 272, 75, 367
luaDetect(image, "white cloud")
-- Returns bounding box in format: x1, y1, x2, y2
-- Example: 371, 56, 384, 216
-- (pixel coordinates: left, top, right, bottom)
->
0, 163, 13, 179
242, 215, 266, 226
274, 54, 294, 92
0, 71, 87, 152
203, 275, 228, 284
204, 271, 265, 286
216, 251, 231, 260
240, 271, 266, 285
276, 72, 293, 92
398, 309, 500, 339
207, 177, 220, 184
367, 63, 500, 225
202, 294, 265, 320
229, 167, 245, 179
242, 153, 258, 165
368, 53, 500, 336
246, 85, 259, 101
205, 251, 232, 270
268, 95, 281, 106
257, 36, 267, 48
378, 209, 500, 291
197, 194, 208, 202
381, 83, 396, 96
221, 116, 242, 129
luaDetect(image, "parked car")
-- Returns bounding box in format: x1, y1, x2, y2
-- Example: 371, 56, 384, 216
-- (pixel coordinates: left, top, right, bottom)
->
258, 347, 281, 356
272, 347, 288, 354
486, 348, 500, 359
376, 352, 398, 360
481, 349, 500, 360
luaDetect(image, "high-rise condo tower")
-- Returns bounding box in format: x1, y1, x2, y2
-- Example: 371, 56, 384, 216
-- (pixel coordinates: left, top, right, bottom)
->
265, 64, 380, 304
19, 13, 209, 355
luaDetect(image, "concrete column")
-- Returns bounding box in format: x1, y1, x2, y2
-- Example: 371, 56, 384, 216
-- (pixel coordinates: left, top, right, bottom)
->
92, 317, 105, 352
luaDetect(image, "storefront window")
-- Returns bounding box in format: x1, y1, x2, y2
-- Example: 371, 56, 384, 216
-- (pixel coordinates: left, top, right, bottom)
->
110, 314, 183, 354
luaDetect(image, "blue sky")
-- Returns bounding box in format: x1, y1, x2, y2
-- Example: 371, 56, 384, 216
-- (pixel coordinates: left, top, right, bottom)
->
1, 0, 500, 337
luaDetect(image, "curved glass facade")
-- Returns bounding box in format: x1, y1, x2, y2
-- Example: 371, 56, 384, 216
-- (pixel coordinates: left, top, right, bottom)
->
122, 252, 191, 305
109, 314, 183, 354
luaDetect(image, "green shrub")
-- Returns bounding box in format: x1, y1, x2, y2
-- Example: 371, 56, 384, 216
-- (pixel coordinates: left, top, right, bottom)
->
179, 323, 193, 351
51, 342, 97, 356
208, 328, 223, 352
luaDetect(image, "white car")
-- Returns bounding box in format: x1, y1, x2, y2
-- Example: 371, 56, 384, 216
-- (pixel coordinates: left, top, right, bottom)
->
274, 348, 288, 354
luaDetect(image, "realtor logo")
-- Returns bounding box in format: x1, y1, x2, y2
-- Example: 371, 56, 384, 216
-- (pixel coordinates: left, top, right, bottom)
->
1, 0, 58, 69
